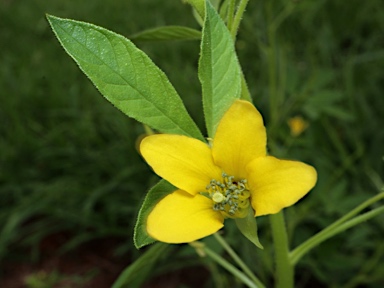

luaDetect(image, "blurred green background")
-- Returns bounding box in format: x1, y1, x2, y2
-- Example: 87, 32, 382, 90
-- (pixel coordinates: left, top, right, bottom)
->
1, 0, 383, 287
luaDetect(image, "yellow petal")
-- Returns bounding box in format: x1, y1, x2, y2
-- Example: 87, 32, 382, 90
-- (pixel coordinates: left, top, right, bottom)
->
247, 156, 317, 216
140, 134, 222, 195
147, 190, 224, 243
212, 100, 267, 179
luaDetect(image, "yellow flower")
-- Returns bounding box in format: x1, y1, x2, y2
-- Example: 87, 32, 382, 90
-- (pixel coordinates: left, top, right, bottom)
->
288, 116, 308, 137
140, 100, 317, 243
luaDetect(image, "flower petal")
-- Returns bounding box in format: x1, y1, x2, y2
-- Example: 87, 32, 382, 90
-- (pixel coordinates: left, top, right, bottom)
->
212, 100, 267, 179
140, 134, 222, 195
247, 156, 317, 216
147, 190, 224, 243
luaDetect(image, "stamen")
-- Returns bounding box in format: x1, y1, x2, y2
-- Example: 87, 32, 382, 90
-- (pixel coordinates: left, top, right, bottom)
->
203, 172, 251, 219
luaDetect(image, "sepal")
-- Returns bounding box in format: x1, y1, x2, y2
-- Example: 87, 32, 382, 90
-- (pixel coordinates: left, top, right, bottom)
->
134, 180, 177, 248
235, 205, 264, 249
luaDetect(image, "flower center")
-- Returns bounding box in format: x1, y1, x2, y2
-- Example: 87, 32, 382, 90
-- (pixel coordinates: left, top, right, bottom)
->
204, 172, 250, 219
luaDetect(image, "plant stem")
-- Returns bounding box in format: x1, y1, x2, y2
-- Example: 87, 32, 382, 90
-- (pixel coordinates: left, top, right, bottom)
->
269, 212, 294, 288
224, 0, 252, 102
112, 243, 170, 288
143, 124, 154, 135
230, 0, 249, 39
290, 205, 384, 265
290, 192, 384, 265
321, 192, 384, 233
214, 233, 266, 288
227, 0, 237, 31
202, 245, 259, 288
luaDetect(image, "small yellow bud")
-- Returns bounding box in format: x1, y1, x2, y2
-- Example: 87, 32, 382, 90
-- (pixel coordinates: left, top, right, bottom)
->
288, 116, 308, 137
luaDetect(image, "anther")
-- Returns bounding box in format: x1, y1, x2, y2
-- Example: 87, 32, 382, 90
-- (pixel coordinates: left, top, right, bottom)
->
207, 173, 250, 219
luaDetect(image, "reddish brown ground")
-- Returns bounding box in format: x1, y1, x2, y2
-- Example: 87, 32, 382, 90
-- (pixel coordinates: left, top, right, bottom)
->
1, 233, 129, 288
0, 232, 209, 288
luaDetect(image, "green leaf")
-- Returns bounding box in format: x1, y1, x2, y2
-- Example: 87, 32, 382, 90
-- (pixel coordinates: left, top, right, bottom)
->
235, 206, 264, 249
46, 15, 204, 141
310, 68, 337, 90
112, 242, 171, 288
303, 89, 347, 119
219, 0, 231, 20
308, 90, 345, 105
131, 25, 201, 42
133, 180, 177, 249
199, 1, 242, 137
183, 0, 205, 18
323, 106, 355, 121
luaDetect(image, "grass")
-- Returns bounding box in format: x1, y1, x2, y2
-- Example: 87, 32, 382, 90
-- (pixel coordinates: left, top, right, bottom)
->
1, 0, 384, 287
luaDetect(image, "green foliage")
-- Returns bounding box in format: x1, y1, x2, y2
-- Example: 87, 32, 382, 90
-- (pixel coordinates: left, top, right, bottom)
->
24, 271, 63, 288
133, 180, 176, 248
24, 270, 95, 288
47, 15, 204, 141
199, 1, 241, 137
1, 0, 384, 287
184, 0, 206, 18
130, 26, 201, 42
235, 206, 263, 249
112, 243, 171, 288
